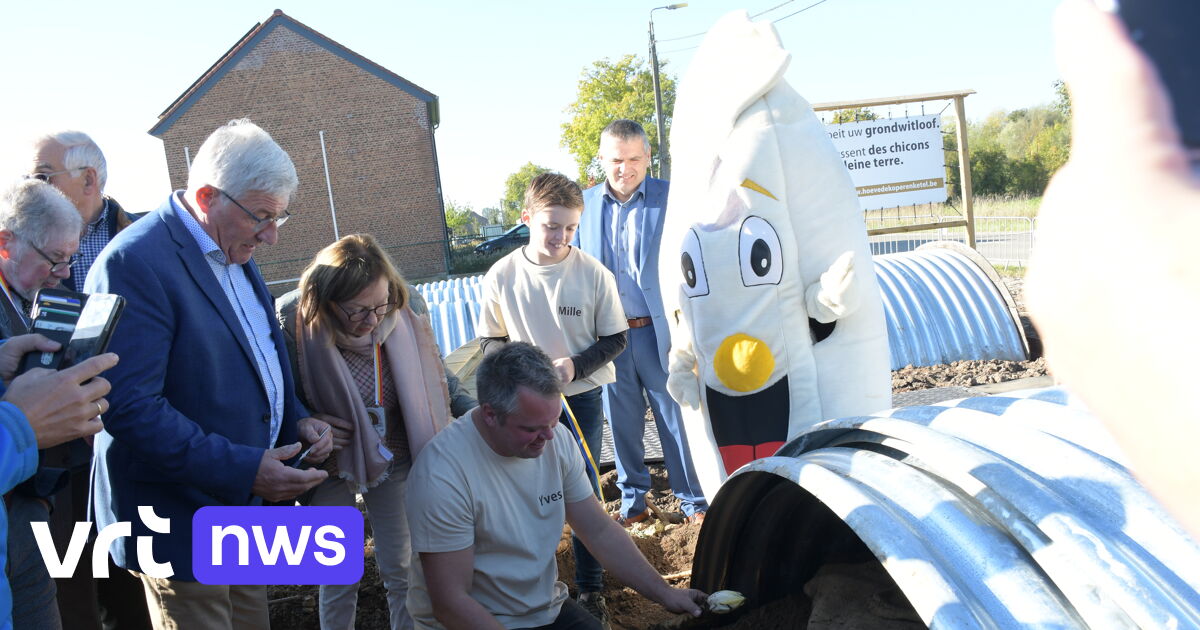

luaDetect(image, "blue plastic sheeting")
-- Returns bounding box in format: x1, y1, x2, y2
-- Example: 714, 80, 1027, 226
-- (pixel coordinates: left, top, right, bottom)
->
695, 388, 1200, 629
416, 245, 1027, 369
413, 275, 484, 356
874, 245, 1027, 369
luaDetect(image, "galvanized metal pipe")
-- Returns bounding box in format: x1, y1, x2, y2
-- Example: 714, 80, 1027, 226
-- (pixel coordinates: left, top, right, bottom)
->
694, 388, 1200, 628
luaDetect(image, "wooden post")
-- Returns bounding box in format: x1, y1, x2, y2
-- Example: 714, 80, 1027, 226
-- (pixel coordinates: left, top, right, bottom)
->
954, 95, 976, 249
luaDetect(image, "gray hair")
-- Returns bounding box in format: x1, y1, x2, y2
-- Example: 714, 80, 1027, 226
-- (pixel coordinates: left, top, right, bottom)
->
0, 180, 84, 250
601, 119, 651, 154
37, 130, 108, 191
475, 342, 561, 418
186, 119, 298, 201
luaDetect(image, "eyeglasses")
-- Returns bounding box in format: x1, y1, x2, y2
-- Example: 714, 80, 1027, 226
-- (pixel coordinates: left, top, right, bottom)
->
23, 167, 86, 183
336, 302, 397, 322
26, 242, 76, 273
216, 188, 291, 232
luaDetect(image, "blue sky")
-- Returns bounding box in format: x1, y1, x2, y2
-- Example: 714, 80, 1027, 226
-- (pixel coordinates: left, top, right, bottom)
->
0, 1, 1059, 214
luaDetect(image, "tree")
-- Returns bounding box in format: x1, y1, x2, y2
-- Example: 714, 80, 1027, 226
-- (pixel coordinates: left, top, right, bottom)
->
561, 54, 676, 183
501, 163, 552, 225
829, 107, 878, 124
943, 82, 1071, 198
1052, 79, 1071, 118
482, 207, 502, 225
444, 200, 480, 236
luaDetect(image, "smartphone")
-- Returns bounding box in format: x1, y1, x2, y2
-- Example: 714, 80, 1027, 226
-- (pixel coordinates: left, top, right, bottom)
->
18, 289, 125, 374
62, 293, 125, 369
1115, 0, 1200, 149
19, 288, 86, 373
292, 426, 331, 468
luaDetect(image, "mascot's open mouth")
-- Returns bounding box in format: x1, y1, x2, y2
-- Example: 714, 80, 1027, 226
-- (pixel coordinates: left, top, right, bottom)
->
706, 376, 789, 474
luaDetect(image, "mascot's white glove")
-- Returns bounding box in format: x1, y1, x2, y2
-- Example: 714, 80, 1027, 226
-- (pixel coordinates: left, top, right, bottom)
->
805, 250, 859, 324
667, 344, 703, 409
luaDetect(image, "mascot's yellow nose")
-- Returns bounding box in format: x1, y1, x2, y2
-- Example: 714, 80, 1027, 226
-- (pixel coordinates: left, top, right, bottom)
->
713, 333, 775, 392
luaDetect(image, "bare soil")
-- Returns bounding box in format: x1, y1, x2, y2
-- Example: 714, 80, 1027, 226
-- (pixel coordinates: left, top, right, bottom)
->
269, 277, 1045, 629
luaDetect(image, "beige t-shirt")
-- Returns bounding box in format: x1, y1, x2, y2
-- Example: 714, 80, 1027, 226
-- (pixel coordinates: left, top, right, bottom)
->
478, 246, 628, 396
406, 411, 594, 629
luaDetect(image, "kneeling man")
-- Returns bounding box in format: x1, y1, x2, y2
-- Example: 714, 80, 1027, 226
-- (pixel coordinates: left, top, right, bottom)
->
406, 342, 705, 629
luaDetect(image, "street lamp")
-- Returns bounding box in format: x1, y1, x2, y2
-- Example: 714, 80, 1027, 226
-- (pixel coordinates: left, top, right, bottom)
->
649, 3, 686, 180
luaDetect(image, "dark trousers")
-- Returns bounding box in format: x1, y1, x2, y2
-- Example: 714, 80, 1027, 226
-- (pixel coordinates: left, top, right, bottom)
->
51, 466, 152, 630
7, 494, 61, 629
560, 387, 605, 594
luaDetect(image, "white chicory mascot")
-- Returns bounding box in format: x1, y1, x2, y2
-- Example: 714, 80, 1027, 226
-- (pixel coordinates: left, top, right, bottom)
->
660, 10, 891, 500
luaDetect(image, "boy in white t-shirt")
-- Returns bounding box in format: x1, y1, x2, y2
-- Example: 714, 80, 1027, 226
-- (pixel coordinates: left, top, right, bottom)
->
477, 172, 628, 624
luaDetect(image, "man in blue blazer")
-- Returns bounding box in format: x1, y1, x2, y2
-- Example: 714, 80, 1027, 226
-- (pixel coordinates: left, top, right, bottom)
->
576, 120, 707, 529
86, 119, 332, 629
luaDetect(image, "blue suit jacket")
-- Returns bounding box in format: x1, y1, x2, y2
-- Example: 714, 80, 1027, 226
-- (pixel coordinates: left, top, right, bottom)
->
86, 197, 305, 581
577, 177, 672, 371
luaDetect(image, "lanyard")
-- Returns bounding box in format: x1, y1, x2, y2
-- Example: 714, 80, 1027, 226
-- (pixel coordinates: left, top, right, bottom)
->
0, 271, 28, 327
372, 343, 384, 407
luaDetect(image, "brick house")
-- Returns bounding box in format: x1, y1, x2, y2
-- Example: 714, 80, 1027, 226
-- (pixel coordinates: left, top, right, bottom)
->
150, 9, 448, 284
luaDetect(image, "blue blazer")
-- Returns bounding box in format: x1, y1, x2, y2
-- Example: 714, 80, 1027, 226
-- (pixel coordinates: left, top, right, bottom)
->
577, 177, 672, 371
86, 197, 305, 581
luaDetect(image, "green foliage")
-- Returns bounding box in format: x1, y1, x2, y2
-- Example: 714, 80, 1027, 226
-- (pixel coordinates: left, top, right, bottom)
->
561, 54, 676, 183
482, 207, 502, 225
443, 200, 480, 236
944, 83, 1071, 198
501, 163, 552, 224
1029, 118, 1070, 175
830, 107, 878, 124
448, 244, 508, 275
1052, 79, 1071, 118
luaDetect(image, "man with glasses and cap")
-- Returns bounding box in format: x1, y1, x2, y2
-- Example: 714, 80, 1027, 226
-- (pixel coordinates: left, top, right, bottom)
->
24, 130, 148, 630
86, 118, 332, 630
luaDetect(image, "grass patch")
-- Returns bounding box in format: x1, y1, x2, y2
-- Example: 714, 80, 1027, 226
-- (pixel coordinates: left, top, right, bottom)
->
993, 264, 1028, 278
865, 195, 1040, 232
448, 245, 510, 275
864, 195, 1041, 226
970, 194, 1041, 218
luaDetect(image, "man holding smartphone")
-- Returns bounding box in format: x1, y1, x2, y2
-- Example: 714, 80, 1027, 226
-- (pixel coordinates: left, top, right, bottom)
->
0, 179, 93, 629
86, 119, 333, 630
0, 333, 117, 630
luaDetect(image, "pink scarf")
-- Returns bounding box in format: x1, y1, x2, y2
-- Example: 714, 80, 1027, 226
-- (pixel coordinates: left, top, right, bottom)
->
295, 304, 451, 489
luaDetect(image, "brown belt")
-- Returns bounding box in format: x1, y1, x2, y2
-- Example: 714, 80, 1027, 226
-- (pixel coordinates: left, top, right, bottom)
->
627, 317, 653, 329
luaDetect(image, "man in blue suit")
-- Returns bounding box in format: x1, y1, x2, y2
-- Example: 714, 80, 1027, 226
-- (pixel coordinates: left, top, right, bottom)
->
87, 119, 332, 630
576, 120, 707, 528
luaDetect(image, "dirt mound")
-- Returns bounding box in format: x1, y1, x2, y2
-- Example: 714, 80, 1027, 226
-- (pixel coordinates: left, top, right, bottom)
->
892, 357, 1049, 392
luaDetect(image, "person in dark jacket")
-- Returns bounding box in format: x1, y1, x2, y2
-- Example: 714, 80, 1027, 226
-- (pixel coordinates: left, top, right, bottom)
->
26, 129, 148, 630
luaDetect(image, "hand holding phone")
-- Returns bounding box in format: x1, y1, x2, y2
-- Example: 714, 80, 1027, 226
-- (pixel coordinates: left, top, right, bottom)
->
18, 289, 125, 375
292, 426, 331, 468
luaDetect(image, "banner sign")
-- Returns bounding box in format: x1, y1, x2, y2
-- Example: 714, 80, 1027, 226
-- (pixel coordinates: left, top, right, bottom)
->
824, 114, 947, 210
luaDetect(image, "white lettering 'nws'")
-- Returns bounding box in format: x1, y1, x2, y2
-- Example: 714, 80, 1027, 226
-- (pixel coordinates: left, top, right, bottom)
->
210, 524, 346, 567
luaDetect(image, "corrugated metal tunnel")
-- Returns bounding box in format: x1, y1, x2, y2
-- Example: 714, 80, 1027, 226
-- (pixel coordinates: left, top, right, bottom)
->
691, 388, 1200, 628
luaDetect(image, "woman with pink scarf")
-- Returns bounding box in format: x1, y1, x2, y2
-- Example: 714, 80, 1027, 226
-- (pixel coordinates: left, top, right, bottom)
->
277, 233, 473, 630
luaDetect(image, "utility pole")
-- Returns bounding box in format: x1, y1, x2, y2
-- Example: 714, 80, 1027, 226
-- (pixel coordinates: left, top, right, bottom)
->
650, 3, 686, 180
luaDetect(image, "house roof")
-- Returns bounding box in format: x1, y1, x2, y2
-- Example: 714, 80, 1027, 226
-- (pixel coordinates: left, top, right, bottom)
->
150, 9, 437, 137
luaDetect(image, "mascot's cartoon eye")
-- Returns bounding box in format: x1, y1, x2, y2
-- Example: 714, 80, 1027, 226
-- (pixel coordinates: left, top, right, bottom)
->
739, 216, 783, 286
680, 228, 710, 297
